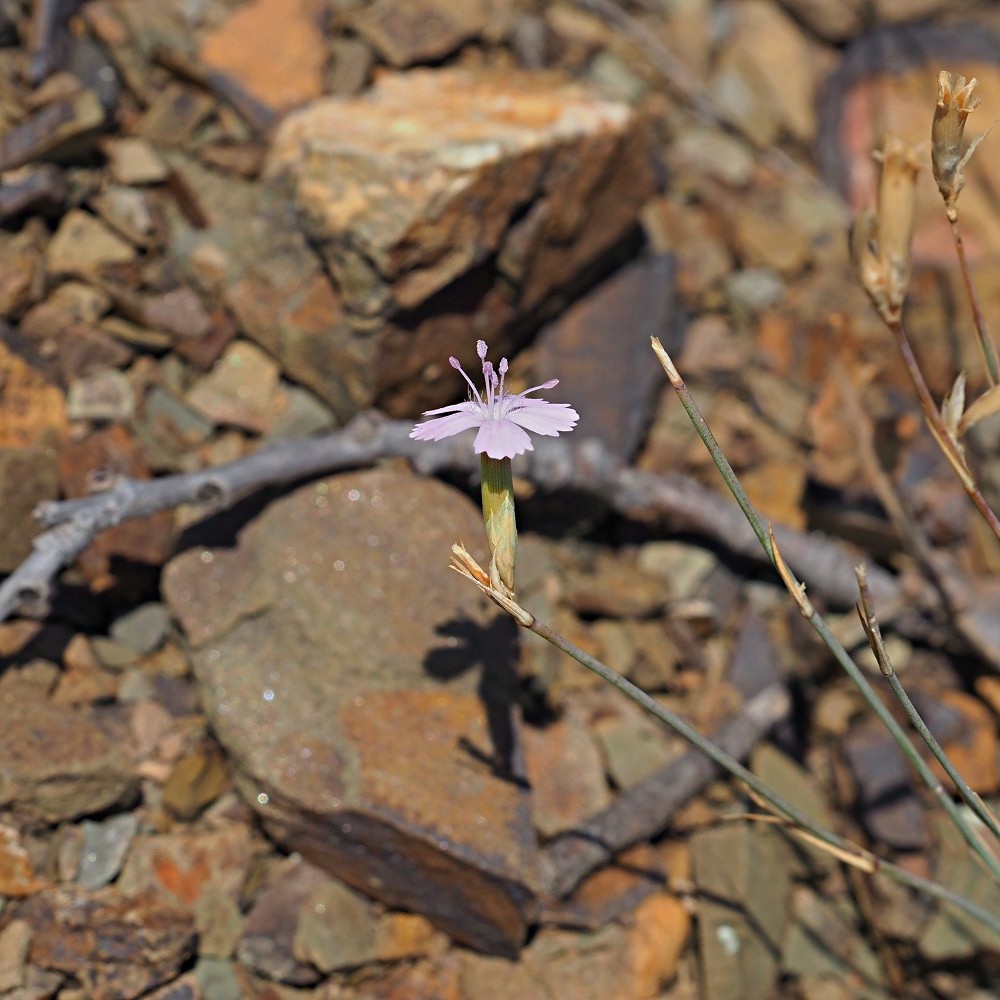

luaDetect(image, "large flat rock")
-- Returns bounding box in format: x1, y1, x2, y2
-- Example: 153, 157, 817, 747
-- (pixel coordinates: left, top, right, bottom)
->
162, 469, 537, 956
252, 66, 655, 415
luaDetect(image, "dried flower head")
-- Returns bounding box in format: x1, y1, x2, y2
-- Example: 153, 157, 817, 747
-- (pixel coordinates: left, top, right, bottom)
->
932, 71, 988, 220
850, 136, 921, 325
409, 340, 580, 459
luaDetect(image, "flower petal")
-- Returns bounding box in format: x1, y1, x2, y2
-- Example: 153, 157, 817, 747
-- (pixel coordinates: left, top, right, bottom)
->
509, 401, 580, 436
474, 419, 533, 459
418, 401, 481, 417
410, 410, 483, 441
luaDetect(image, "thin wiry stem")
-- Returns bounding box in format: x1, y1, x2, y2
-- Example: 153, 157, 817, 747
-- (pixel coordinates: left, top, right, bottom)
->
950, 214, 1000, 385
856, 567, 1000, 851
888, 317, 1000, 543
523, 611, 1000, 935
651, 337, 1000, 886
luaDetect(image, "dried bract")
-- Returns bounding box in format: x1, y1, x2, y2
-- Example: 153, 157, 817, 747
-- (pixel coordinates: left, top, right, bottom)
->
932, 71, 987, 221
850, 137, 920, 325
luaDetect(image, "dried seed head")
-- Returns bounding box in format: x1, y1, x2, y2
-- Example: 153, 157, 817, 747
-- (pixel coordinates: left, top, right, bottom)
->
932, 71, 987, 220
851, 137, 920, 324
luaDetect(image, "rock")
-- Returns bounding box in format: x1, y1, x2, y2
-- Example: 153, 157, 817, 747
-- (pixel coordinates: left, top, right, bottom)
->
776, 0, 865, 42
101, 136, 170, 185
45, 209, 137, 279
66, 367, 135, 422
161, 743, 230, 820
523, 710, 610, 838
0, 694, 136, 822
929, 689, 1000, 795
236, 858, 325, 985
14, 886, 195, 1000
459, 921, 674, 1000
351, 0, 491, 68
842, 723, 928, 851
90, 185, 162, 248
0, 224, 44, 319
533, 255, 677, 462
185, 340, 287, 433
117, 825, 252, 910
627, 891, 691, 994
196, 884, 245, 959
593, 714, 675, 791
0, 444, 60, 573
293, 877, 379, 973
0, 339, 66, 448
0, 91, 106, 172
133, 84, 215, 147
77, 813, 140, 889
717, 2, 833, 144
0, 165, 67, 223
693, 823, 792, 1000
561, 552, 667, 619
0, 919, 31, 993
200, 0, 326, 115
110, 603, 172, 656
163, 468, 538, 956
0, 824, 46, 897
17, 299, 133, 385
327, 37, 374, 96
260, 66, 655, 415
57, 425, 176, 591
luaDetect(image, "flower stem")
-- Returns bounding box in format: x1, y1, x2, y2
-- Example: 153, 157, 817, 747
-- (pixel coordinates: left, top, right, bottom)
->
481, 455, 517, 596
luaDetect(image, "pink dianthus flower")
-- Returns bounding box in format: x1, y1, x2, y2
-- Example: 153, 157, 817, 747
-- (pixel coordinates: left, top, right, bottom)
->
409, 340, 579, 459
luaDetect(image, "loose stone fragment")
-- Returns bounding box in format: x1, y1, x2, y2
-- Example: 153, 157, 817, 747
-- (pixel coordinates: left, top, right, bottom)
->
200, 0, 326, 115
0, 445, 59, 573
15, 886, 195, 1000
351, 0, 491, 68
0, 696, 136, 822
77, 813, 140, 889
45, 209, 137, 279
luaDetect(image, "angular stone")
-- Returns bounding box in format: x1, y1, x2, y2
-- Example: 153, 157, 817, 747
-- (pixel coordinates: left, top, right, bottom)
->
0, 91, 105, 172
843, 723, 927, 851
15, 886, 195, 1000
57, 425, 176, 590
0, 919, 31, 993
102, 136, 170, 185
163, 469, 537, 955
0, 339, 66, 449
66, 368, 135, 422
352, 0, 490, 68
236, 858, 325, 986
0, 225, 44, 319
161, 744, 230, 820
45, 209, 137, 280
185, 340, 287, 433
0, 695, 136, 822
77, 813, 140, 889
0, 824, 46, 897
200, 0, 326, 115
17, 300, 133, 385
261, 66, 655, 415
117, 825, 252, 910
523, 711, 610, 839
534, 255, 677, 462
0, 444, 60, 573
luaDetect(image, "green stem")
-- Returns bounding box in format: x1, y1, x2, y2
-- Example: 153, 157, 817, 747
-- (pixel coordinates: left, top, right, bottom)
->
651, 338, 1000, 883
857, 570, 1000, 851
527, 613, 1000, 936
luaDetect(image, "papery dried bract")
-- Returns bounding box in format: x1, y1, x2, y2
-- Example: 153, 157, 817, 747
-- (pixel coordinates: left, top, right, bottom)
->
850, 137, 920, 324
933, 71, 988, 221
